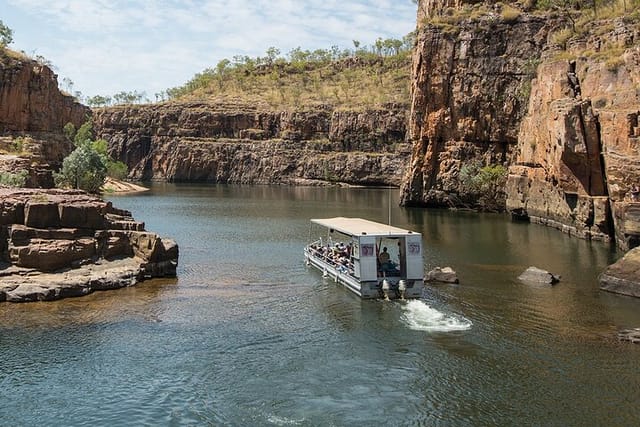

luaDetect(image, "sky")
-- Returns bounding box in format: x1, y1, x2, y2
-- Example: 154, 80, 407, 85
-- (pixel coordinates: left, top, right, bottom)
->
1, 0, 417, 99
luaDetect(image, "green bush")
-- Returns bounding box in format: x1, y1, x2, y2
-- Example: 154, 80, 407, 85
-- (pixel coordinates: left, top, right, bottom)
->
107, 160, 128, 180
54, 145, 107, 193
56, 120, 114, 192
459, 162, 508, 211
0, 170, 28, 187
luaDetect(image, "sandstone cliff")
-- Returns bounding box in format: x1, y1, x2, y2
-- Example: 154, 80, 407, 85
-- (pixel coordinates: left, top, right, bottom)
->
0, 50, 90, 186
507, 17, 640, 249
94, 101, 410, 186
402, 1, 640, 251
0, 188, 178, 302
401, 3, 562, 208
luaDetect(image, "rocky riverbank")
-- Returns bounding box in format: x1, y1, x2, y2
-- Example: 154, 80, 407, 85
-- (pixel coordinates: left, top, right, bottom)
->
0, 188, 178, 302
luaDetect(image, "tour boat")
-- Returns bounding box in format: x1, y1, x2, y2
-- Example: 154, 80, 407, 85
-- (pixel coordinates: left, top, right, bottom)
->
304, 217, 425, 299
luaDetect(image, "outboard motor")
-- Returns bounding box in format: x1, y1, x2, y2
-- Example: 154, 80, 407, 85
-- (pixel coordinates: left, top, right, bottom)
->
382, 279, 391, 301
398, 280, 407, 300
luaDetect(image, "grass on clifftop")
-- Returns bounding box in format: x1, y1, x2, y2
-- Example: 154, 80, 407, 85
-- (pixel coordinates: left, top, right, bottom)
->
167, 56, 411, 110
98, 39, 414, 111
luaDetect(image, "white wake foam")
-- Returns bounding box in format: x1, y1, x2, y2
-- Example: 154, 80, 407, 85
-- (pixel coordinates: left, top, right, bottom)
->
400, 300, 472, 332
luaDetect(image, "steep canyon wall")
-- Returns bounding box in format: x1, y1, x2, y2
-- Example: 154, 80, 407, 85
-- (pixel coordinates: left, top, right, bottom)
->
94, 102, 410, 186
404, 0, 640, 250
401, 9, 560, 208
0, 51, 90, 186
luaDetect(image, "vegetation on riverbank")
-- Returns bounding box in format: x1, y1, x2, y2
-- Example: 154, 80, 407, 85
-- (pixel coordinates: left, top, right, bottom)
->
54, 121, 128, 193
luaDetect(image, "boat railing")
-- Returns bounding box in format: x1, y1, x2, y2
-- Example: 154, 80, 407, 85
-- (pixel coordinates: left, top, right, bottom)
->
307, 239, 355, 276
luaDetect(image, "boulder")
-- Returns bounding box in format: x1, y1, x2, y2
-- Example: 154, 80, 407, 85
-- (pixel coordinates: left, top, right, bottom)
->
426, 266, 459, 284
518, 266, 560, 284
25, 201, 60, 228
599, 247, 640, 297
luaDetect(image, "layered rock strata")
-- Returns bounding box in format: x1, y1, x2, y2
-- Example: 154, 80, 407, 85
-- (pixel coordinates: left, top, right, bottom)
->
401, 6, 562, 207
0, 50, 90, 186
93, 102, 410, 186
0, 51, 88, 132
506, 19, 640, 248
404, 1, 640, 252
0, 188, 178, 302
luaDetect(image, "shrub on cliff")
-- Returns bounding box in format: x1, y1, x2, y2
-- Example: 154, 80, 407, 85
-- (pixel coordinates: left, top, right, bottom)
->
460, 162, 508, 211
0, 20, 12, 48
0, 170, 28, 187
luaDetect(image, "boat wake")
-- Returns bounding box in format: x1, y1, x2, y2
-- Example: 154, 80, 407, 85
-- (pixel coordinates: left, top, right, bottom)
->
400, 300, 472, 332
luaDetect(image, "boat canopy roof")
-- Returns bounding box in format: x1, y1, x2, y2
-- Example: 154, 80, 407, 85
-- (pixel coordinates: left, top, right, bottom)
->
311, 217, 419, 237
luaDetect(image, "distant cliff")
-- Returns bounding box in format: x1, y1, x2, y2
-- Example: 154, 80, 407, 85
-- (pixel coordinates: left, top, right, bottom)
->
402, 0, 640, 250
94, 101, 410, 186
0, 50, 88, 132
0, 49, 90, 186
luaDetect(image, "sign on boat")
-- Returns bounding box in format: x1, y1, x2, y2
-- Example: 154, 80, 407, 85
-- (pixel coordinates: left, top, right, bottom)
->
304, 217, 425, 299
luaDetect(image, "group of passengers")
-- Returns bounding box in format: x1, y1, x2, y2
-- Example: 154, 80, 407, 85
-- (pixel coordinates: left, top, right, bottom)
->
309, 241, 354, 273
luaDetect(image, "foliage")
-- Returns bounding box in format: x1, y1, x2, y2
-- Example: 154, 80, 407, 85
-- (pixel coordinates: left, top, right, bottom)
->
55, 121, 128, 192
10, 137, 25, 153
459, 162, 508, 211
501, 4, 522, 22
54, 145, 107, 193
107, 161, 129, 180
0, 20, 12, 47
157, 34, 415, 108
63, 122, 75, 140
0, 170, 28, 187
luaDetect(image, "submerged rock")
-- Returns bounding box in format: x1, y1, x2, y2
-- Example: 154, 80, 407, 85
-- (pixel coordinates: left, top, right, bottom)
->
426, 266, 459, 284
518, 267, 560, 285
0, 188, 178, 303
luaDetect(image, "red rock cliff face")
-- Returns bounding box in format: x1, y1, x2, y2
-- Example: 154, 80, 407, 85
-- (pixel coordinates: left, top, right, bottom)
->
0, 52, 88, 132
0, 51, 90, 186
507, 18, 640, 249
93, 102, 410, 186
401, 5, 561, 207
405, 1, 640, 249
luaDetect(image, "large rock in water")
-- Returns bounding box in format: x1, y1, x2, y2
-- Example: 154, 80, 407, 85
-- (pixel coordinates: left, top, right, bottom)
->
0, 188, 178, 302
426, 266, 459, 284
599, 248, 640, 297
518, 267, 560, 285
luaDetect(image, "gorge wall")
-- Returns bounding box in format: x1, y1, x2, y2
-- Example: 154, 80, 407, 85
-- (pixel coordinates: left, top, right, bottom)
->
93, 102, 410, 187
507, 18, 640, 249
403, 0, 640, 250
0, 50, 90, 186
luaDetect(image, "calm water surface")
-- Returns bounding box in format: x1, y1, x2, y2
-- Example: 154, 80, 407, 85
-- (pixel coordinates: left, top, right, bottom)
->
2, 184, 640, 426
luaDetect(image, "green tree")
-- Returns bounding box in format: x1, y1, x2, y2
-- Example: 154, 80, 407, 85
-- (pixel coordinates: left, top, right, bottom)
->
55, 121, 128, 192
54, 145, 107, 193
0, 170, 28, 187
0, 20, 12, 47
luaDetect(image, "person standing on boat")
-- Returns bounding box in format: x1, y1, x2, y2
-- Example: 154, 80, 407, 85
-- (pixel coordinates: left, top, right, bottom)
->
379, 247, 391, 272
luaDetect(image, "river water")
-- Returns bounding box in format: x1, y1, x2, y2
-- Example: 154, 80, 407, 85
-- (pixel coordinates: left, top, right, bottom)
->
2, 184, 640, 426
